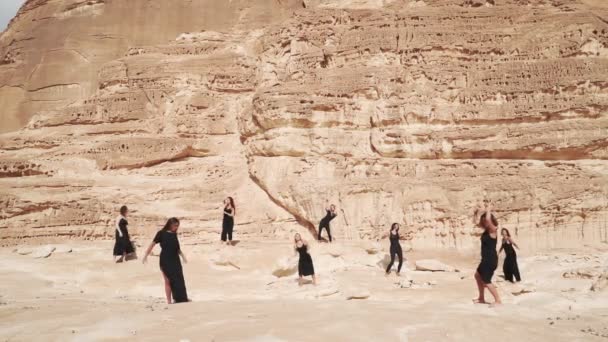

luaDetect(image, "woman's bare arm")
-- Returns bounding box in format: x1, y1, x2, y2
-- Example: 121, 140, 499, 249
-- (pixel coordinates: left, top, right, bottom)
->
142, 242, 155, 264
179, 250, 188, 263
485, 204, 498, 233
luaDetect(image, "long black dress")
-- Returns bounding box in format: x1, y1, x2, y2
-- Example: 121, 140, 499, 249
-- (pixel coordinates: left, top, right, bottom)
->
297, 244, 315, 277
221, 207, 234, 242
502, 240, 521, 282
318, 210, 337, 242
476, 230, 498, 284
113, 218, 134, 256
153, 230, 188, 303
386, 231, 403, 273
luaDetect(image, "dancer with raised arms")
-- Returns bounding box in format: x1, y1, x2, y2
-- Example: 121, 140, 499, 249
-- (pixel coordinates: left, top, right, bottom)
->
294, 233, 317, 285
473, 202, 502, 306
385, 223, 404, 276
318, 204, 337, 243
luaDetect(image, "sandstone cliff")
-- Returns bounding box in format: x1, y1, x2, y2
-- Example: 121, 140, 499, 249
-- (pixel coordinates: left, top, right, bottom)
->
1, 0, 607, 249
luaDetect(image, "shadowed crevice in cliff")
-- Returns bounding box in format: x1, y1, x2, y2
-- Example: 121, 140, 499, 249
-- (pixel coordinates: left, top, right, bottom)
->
248, 172, 317, 238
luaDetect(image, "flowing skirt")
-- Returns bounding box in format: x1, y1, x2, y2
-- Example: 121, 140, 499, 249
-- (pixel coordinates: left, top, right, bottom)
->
160, 257, 188, 303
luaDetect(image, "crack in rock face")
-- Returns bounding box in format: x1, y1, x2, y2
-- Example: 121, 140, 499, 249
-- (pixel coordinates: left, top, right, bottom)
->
1, 0, 608, 248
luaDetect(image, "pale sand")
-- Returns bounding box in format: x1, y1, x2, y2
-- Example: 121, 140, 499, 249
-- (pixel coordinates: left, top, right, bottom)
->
1, 240, 607, 341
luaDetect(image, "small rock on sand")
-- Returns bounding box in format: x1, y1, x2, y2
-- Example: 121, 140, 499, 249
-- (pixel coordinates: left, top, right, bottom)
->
510, 283, 536, 296
32, 246, 56, 258
316, 287, 340, 298
209, 250, 240, 270
54, 245, 72, 253
591, 272, 608, 292
415, 259, 457, 272
362, 241, 381, 255
327, 245, 343, 257
345, 288, 370, 300
272, 256, 298, 278
16, 248, 33, 255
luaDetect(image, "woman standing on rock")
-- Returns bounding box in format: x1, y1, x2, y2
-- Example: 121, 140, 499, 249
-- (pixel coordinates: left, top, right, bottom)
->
113, 205, 135, 263
294, 233, 317, 285
473, 202, 502, 306
385, 223, 404, 276
499, 228, 521, 282
318, 204, 338, 243
221, 197, 236, 245
142, 217, 189, 304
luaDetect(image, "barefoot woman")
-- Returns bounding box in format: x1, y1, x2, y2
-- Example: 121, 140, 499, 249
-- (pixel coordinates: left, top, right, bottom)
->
499, 228, 521, 283
474, 203, 502, 306
113, 205, 135, 263
143, 218, 189, 304
221, 197, 236, 245
294, 233, 317, 285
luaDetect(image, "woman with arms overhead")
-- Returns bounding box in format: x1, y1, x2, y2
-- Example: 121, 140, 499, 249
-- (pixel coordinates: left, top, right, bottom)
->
318, 204, 337, 243
294, 233, 317, 285
473, 202, 502, 306
385, 223, 404, 276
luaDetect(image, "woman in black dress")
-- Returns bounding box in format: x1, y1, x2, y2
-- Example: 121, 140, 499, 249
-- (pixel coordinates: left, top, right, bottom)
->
473, 203, 502, 306
385, 223, 404, 276
142, 218, 189, 304
499, 228, 521, 282
318, 204, 337, 242
113, 205, 135, 263
221, 197, 235, 245
294, 233, 316, 285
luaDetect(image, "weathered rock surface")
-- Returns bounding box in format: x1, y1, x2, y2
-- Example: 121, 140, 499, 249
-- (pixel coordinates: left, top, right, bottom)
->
1, 0, 608, 249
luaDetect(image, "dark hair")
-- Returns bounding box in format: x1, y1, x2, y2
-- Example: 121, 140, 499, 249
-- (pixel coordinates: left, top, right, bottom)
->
479, 212, 498, 229
162, 217, 180, 231
120, 205, 128, 216
227, 197, 236, 215
390, 222, 400, 233
501, 228, 511, 237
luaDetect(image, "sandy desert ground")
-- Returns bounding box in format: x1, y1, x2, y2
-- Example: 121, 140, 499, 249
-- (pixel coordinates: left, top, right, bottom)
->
1, 239, 607, 342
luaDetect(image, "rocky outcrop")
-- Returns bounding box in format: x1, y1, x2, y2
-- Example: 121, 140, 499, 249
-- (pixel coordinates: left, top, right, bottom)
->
1, 0, 607, 249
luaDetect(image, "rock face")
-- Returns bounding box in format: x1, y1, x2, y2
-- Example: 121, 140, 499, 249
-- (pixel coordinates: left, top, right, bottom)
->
1, 0, 608, 249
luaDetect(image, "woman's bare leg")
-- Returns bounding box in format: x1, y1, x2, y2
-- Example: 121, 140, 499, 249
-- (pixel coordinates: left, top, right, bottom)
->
162, 273, 172, 304
312, 275, 317, 285
298, 276, 303, 286
473, 272, 486, 303
485, 284, 502, 306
